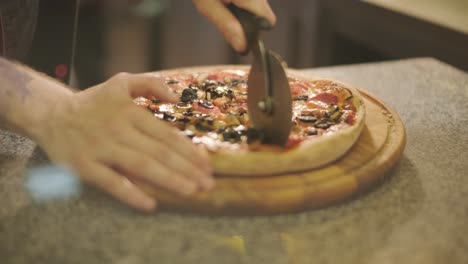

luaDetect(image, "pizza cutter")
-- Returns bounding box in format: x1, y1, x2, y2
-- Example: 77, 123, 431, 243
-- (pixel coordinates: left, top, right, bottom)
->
228, 4, 293, 146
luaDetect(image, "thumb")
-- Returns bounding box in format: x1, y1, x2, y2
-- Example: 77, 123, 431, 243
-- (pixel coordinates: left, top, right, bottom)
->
126, 73, 179, 103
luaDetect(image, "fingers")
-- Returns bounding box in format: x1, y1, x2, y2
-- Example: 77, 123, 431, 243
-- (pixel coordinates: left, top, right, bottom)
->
131, 108, 213, 174
115, 125, 215, 190
193, 0, 276, 52
229, 0, 276, 25
194, 0, 246, 52
111, 72, 179, 103
78, 159, 157, 212
100, 144, 201, 197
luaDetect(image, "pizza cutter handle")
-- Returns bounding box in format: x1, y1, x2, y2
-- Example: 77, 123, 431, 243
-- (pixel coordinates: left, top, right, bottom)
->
227, 4, 272, 55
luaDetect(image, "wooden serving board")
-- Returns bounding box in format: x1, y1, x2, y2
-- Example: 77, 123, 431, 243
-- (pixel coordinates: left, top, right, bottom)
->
139, 89, 406, 215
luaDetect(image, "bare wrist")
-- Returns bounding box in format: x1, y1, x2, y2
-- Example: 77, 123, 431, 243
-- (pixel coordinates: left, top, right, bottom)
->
13, 81, 74, 143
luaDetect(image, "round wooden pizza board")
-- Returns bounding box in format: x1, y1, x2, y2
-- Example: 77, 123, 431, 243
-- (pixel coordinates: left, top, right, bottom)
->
138, 85, 406, 215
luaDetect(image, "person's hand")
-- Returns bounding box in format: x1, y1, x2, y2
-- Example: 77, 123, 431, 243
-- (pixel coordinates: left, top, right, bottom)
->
36, 73, 214, 212
193, 0, 276, 53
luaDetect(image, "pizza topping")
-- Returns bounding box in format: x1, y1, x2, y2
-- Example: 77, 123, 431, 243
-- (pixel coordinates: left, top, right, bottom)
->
345, 112, 356, 125
174, 113, 190, 122
194, 118, 214, 132
148, 104, 158, 112
329, 110, 343, 121
166, 79, 179, 84
314, 121, 332, 129
213, 119, 227, 131
174, 102, 193, 112
297, 115, 317, 123
236, 107, 247, 115
327, 104, 343, 121
212, 97, 229, 111
183, 129, 195, 138
290, 82, 308, 95
135, 70, 360, 151
293, 95, 308, 101
223, 114, 241, 127
198, 99, 214, 109
311, 93, 338, 105
162, 112, 177, 122
204, 82, 233, 100
327, 104, 339, 114
222, 128, 242, 143
229, 79, 240, 87
201, 79, 217, 90
158, 104, 173, 113
305, 127, 318, 136
181, 87, 198, 103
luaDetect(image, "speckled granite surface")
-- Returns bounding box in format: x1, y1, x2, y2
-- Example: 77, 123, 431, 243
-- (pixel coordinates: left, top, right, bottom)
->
1, 58, 467, 264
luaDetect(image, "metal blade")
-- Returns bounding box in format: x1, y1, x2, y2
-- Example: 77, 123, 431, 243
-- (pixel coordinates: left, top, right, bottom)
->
247, 42, 293, 146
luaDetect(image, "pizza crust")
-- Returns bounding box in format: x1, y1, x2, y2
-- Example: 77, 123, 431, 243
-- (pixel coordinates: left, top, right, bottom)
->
150, 66, 366, 177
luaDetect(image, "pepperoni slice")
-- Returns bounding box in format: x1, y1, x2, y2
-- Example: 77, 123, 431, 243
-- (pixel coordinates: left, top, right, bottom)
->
311, 93, 338, 105
207, 73, 220, 82
290, 82, 308, 95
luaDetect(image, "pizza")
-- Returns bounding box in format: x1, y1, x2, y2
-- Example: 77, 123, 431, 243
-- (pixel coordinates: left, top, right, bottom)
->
135, 66, 365, 176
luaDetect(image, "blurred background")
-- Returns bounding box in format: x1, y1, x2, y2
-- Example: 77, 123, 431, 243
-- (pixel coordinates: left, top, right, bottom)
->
26, 0, 468, 89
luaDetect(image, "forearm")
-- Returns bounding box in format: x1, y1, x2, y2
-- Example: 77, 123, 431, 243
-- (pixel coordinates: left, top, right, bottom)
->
0, 57, 73, 140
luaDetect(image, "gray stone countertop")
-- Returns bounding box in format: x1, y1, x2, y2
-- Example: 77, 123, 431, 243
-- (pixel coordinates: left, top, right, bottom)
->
1, 58, 467, 264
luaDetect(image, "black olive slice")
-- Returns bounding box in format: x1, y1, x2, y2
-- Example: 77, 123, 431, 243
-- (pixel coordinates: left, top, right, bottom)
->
297, 115, 317, 123
163, 112, 177, 122
192, 112, 207, 119
204, 116, 215, 125
330, 111, 343, 121
202, 80, 218, 90
327, 104, 339, 114
237, 108, 247, 115
178, 117, 191, 123
204, 84, 232, 99
230, 79, 239, 87
181, 88, 198, 103
195, 120, 212, 132
222, 128, 242, 143
176, 102, 191, 108
314, 122, 331, 129
199, 99, 214, 109
293, 95, 308, 101
166, 79, 179, 84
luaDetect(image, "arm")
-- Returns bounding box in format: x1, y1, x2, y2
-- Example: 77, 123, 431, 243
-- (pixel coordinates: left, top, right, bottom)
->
0, 57, 72, 137
193, 0, 276, 52
0, 57, 213, 212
